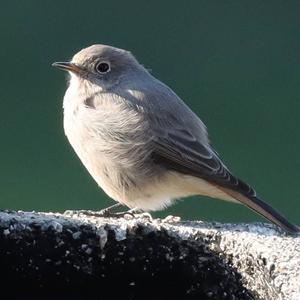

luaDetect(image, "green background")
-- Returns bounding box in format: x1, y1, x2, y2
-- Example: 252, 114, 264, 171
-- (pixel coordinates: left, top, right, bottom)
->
1, 1, 299, 225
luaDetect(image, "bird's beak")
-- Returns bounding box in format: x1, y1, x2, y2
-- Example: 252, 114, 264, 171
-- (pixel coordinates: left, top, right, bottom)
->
52, 61, 82, 74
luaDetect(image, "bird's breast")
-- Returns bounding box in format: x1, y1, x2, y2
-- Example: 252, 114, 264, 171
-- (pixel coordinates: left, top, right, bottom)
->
63, 91, 155, 203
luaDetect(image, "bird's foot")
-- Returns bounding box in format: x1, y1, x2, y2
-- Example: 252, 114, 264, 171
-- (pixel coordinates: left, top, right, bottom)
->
110, 208, 153, 220
64, 203, 123, 218
64, 204, 151, 220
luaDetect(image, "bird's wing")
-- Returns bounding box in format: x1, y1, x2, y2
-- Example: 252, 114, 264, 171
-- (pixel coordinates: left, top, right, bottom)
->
149, 110, 298, 234
150, 111, 255, 197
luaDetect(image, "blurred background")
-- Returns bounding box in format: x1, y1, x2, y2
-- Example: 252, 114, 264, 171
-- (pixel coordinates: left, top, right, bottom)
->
0, 1, 299, 225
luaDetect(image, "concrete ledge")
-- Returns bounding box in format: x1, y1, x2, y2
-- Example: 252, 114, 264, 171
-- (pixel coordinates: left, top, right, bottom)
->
0, 210, 299, 299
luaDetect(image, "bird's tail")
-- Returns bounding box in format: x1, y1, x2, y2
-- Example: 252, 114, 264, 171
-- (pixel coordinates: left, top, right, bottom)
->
219, 186, 299, 234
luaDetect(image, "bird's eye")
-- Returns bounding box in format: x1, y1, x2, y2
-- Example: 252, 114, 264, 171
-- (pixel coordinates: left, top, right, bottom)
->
96, 62, 110, 74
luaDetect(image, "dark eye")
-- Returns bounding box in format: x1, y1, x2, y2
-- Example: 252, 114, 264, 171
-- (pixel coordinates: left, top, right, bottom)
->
96, 62, 110, 74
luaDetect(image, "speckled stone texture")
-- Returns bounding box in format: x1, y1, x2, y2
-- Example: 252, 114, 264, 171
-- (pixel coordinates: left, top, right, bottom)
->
0, 210, 298, 299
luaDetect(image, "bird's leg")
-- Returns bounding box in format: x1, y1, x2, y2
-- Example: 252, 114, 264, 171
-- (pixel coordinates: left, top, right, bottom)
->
112, 207, 143, 218
96, 203, 125, 217
83, 206, 151, 219
117, 208, 153, 220
65, 203, 151, 219
64, 203, 124, 218
65, 204, 152, 219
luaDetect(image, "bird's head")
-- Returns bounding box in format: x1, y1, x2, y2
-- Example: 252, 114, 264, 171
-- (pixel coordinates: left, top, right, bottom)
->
53, 44, 144, 91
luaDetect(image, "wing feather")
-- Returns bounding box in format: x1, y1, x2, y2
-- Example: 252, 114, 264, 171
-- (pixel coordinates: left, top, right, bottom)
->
151, 117, 255, 196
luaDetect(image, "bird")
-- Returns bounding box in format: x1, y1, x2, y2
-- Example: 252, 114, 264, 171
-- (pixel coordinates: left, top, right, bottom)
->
52, 44, 298, 234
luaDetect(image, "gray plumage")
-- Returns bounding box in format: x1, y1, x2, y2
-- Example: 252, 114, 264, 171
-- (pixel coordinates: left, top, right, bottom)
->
53, 44, 298, 234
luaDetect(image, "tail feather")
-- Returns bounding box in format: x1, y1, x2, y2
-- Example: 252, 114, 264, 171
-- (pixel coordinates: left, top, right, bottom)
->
219, 187, 299, 234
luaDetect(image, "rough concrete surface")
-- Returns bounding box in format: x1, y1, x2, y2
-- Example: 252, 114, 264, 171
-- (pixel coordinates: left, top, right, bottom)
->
0, 209, 299, 299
